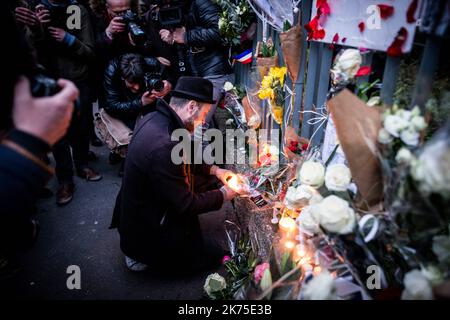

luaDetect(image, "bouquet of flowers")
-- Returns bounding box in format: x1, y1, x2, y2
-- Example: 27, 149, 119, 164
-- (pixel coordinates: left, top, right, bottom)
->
258, 66, 287, 125
256, 38, 278, 78
214, 0, 256, 47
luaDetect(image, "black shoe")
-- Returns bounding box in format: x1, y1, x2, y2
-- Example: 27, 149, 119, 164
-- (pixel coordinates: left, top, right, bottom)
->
108, 152, 122, 165
91, 136, 103, 147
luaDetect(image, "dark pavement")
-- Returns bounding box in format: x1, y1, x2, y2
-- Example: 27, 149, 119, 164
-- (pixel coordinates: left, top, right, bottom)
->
1, 144, 230, 300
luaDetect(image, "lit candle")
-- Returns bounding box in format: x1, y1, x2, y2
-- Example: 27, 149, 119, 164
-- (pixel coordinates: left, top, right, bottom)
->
284, 240, 295, 250
279, 217, 297, 234
295, 244, 306, 258
313, 266, 322, 275
226, 175, 239, 191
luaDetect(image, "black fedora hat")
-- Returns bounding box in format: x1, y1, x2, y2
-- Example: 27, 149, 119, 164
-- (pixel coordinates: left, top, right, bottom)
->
171, 76, 216, 104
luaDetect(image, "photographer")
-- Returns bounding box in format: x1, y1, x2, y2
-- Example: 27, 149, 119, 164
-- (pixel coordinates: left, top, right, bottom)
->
100, 53, 172, 175
88, 0, 176, 111
1, 6, 78, 256
30, 0, 102, 206
157, 0, 234, 126
102, 53, 172, 129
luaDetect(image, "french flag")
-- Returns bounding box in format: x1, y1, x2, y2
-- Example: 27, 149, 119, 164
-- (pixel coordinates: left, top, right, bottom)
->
233, 49, 252, 64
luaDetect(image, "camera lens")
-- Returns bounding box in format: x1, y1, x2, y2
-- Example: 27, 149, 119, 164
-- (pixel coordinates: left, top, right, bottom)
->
148, 78, 164, 92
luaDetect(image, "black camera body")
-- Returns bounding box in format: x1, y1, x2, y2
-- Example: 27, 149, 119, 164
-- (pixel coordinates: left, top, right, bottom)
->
41, 3, 68, 29
158, 5, 184, 29
30, 74, 60, 97
121, 10, 147, 47
144, 73, 164, 92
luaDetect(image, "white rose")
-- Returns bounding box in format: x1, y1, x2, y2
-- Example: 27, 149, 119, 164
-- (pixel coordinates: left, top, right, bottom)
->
218, 17, 226, 31
400, 128, 420, 146
378, 128, 393, 144
395, 147, 413, 164
299, 161, 325, 188
401, 270, 433, 300
384, 115, 408, 137
297, 205, 320, 235
420, 264, 444, 286
411, 116, 427, 131
309, 192, 324, 205
310, 195, 356, 234
285, 185, 318, 209
411, 105, 421, 117
204, 273, 226, 298
325, 163, 352, 192
397, 109, 412, 121
223, 81, 234, 92
412, 140, 450, 196
432, 234, 450, 265
303, 271, 337, 300
366, 96, 381, 107
333, 49, 362, 79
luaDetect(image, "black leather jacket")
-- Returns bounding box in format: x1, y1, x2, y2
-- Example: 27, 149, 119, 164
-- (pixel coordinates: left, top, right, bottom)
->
99, 56, 168, 129
185, 0, 233, 77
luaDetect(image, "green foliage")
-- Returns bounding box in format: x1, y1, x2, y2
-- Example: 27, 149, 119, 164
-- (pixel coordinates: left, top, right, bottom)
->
215, 235, 258, 299
214, 0, 255, 47
261, 40, 276, 57
283, 20, 292, 32
357, 79, 380, 102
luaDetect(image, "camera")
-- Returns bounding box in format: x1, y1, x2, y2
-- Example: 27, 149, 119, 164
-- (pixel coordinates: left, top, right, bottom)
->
151, 0, 185, 29
121, 10, 147, 47
144, 73, 164, 92
40, 3, 68, 28
30, 74, 60, 97
158, 5, 184, 29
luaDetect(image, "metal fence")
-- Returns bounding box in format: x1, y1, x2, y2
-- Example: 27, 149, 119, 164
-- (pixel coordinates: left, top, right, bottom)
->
233, 0, 442, 146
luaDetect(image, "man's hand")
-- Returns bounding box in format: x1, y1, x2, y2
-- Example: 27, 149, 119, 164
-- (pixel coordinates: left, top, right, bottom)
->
159, 29, 173, 44
48, 27, 66, 42
141, 91, 157, 106
13, 77, 79, 146
35, 4, 51, 25
220, 185, 238, 201
106, 16, 126, 38
152, 80, 172, 98
15, 7, 39, 27
172, 27, 186, 44
211, 166, 235, 186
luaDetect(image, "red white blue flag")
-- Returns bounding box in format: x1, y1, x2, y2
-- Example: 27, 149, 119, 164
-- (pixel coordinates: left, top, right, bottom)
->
233, 49, 252, 64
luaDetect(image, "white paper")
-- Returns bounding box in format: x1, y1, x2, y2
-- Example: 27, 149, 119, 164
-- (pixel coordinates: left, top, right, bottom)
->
310, 0, 420, 53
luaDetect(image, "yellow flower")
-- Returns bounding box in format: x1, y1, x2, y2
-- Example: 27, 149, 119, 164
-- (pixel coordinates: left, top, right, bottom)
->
258, 88, 274, 100
270, 103, 283, 125
269, 67, 287, 81
261, 75, 274, 89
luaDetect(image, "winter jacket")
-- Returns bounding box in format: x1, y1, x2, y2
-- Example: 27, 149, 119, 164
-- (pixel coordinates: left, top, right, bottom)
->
113, 99, 223, 265
185, 0, 233, 77
100, 55, 173, 129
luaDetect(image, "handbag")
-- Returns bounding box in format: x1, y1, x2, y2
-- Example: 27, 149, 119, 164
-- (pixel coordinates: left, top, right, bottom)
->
94, 108, 133, 158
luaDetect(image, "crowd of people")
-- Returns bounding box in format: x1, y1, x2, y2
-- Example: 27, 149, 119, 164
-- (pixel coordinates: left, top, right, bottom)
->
1, 0, 243, 276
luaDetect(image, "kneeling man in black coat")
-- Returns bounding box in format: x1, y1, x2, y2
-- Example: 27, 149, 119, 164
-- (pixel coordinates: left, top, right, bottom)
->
112, 76, 239, 273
